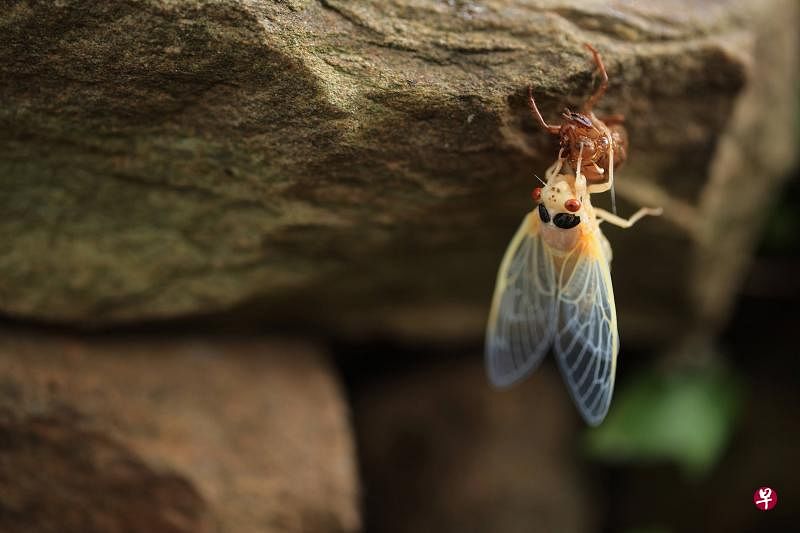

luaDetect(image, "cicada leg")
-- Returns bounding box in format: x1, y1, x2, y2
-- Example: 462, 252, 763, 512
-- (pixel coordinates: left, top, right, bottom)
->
594, 206, 663, 228
582, 43, 609, 114
544, 149, 567, 181
587, 143, 615, 212
528, 85, 561, 135
600, 113, 625, 126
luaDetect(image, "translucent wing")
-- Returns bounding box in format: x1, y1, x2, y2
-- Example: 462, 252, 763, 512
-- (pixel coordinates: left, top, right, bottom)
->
485, 212, 557, 387
553, 230, 619, 426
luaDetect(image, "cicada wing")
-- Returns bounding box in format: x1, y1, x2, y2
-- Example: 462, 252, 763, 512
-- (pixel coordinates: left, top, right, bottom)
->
553, 230, 619, 426
485, 212, 557, 387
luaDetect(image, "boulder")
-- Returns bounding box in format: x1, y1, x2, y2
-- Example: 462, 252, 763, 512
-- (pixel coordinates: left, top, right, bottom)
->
0, 0, 796, 343
0, 331, 360, 533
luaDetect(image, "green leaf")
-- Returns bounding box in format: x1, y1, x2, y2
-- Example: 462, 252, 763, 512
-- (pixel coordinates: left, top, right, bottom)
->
584, 368, 742, 477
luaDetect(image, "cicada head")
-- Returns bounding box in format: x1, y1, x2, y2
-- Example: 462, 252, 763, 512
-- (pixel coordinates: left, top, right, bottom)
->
537, 174, 586, 230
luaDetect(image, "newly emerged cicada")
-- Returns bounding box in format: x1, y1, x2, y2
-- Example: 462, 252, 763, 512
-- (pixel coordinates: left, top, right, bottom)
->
485, 46, 661, 425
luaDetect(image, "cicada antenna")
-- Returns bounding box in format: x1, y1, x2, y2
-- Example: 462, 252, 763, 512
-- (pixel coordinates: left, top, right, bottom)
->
534, 174, 546, 186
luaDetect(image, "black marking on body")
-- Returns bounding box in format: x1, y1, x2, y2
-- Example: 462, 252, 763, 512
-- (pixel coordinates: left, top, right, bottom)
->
538, 204, 550, 223
553, 212, 581, 229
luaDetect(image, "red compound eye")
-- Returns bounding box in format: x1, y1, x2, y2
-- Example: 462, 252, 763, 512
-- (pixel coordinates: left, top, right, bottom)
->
564, 198, 581, 212
532, 187, 542, 203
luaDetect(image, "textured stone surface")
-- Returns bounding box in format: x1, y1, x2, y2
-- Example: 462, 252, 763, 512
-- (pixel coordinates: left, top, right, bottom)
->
0, 331, 360, 533
0, 1, 796, 342
354, 357, 594, 533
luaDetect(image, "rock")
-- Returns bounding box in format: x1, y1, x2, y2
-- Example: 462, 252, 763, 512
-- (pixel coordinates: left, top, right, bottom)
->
0, 1, 796, 343
354, 357, 595, 533
0, 330, 360, 533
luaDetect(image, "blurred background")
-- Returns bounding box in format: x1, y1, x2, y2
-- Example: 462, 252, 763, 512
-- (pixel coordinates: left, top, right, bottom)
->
337, 170, 800, 533
0, 1, 797, 532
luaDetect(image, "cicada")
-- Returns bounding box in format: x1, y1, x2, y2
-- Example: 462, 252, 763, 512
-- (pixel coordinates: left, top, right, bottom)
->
485, 46, 661, 425
529, 43, 628, 211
